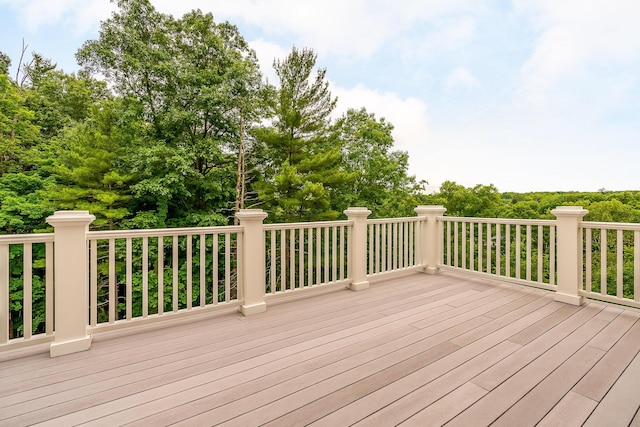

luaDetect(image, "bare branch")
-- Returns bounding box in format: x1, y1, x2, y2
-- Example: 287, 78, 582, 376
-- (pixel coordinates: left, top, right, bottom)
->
15, 39, 28, 88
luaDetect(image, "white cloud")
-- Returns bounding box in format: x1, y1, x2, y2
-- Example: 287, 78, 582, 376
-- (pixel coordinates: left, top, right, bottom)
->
248, 39, 289, 85
444, 67, 480, 91
331, 82, 430, 151
329, 83, 434, 183
3, 0, 484, 61
151, 0, 393, 59
401, 14, 477, 62
160, 0, 484, 61
515, 0, 640, 107
3, 0, 114, 35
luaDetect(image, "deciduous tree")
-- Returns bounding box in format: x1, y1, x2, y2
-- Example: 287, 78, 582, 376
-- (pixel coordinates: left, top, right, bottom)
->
77, 0, 263, 226
331, 107, 425, 217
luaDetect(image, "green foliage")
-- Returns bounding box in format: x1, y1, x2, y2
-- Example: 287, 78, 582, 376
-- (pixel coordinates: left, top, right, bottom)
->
0, 71, 54, 234
585, 200, 640, 223
50, 99, 133, 229
428, 182, 640, 223
18, 53, 109, 144
77, 0, 263, 225
0, 51, 10, 75
255, 47, 351, 222
7, 243, 48, 339
0, 173, 54, 233
426, 181, 502, 217
0, 73, 39, 176
331, 107, 426, 217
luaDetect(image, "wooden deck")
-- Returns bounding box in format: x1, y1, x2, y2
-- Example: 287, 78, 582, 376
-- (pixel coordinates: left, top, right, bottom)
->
2, 272, 640, 426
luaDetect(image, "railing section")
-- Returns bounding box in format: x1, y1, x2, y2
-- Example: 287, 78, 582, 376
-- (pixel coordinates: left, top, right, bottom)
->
264, 221, 351, 295
439, 217, 557, 291
367, 217, 422, 276
581, 221, 640, 308
16, 208, 640, 352
0, 234, 54, 350
86, 226, 243, 331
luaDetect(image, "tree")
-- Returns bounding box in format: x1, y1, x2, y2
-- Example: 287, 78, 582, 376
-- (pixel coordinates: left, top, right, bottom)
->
427, 181, 502, 217
0, 172, 54, 234
586, 200, 639, 223
77, 0, 264, 226
50, 99, 135, 229
22, 60, 109, 141
331, 107, 425, 217
255, 47, 350, 221
0, 73, 39, 176
0, 54, 111, 233
0, 51, 10, 75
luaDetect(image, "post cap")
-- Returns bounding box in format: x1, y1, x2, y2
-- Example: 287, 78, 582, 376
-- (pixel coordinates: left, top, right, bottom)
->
415, 205, 447, 216
551, 206, 589, 218
343, 207, 372, 218
235, 209, 268, 221
46, 211, 96, 226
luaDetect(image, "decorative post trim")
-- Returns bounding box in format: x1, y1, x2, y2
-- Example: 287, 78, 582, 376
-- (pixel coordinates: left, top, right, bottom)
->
344, 207, 372, 291
415, 205, 447, 274
552, 206, 588, 305
235, 209, 268, 315
46, 211, 95, 357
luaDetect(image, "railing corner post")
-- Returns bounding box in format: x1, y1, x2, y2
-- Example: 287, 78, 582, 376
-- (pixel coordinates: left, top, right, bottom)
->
46, 210, 95, 357
552, 206, 589, 305
415, 205, 447, 274
344, 207, 372, 291
236, 209, 268, 315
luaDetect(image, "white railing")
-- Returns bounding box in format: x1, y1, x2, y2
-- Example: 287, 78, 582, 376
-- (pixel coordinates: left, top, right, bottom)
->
0, 234, 54, 350
439, 217, 557, 291
264, 221, 351, 296
86, 226, 243, 332
581, 221, 640, 309
5, 205, 640, 357
367, 217, 423, 277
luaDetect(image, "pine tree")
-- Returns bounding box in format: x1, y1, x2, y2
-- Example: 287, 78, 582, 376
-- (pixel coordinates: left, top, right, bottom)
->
256, 47, 352, 222
51, 100, 133, 229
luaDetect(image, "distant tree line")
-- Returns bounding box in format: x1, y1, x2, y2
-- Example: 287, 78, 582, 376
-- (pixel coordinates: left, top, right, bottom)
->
424, 181, 640, 223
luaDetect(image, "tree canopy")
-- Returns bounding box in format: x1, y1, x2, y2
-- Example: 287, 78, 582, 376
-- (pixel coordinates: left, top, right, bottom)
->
0, 0, 425, 233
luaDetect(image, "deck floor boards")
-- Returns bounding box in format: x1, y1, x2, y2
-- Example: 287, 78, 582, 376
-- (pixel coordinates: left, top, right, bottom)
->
1, 272, 639, 426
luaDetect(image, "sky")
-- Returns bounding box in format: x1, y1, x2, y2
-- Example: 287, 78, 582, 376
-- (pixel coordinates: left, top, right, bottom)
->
1, 0, 639, 193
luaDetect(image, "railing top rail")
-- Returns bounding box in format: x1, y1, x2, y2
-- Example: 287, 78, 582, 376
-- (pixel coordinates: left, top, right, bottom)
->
581, 221, 640, 231
264, 220, 353, 231
439, 216, 556, 226
87, 225, 244, 239
0, 233, 54, 244
367, 217, 422, 225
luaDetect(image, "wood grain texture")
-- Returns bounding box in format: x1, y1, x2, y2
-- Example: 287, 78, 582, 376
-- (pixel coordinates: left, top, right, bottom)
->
0, 272, 638, 427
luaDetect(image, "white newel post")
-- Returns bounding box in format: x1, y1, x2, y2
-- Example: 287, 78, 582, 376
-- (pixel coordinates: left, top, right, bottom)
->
344, 207, 371, 291
415, 206, 447, 274
552, 206, 588, 305
46, 211, 95, 357
236, 209, 268, 315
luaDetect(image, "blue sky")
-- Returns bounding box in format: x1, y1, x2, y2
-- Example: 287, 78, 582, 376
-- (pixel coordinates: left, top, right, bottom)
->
1, 0, 639, 192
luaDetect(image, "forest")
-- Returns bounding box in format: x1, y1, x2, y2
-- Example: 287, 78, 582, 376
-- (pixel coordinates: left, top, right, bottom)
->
0, 0, 428, 236
423, 181, 640, 223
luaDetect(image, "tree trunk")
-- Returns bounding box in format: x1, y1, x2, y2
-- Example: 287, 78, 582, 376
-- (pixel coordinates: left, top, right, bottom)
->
234, 114, 245, 225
